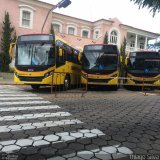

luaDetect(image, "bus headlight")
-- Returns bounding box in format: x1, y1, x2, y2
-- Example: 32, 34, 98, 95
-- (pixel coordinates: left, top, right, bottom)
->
44, 71, 54, 78
112, 74, 118, 78
15, 72, 19, 78
82, 74, 88, 79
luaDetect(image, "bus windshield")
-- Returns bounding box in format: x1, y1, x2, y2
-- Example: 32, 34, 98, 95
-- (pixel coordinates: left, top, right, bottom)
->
82, 51, 118, 71
128, 57, 160, 74
17, 43, 55, 66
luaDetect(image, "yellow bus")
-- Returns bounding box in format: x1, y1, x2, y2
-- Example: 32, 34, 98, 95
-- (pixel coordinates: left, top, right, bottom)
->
14, 34, 81, 90
81, 44, 120, 90
125, 50, 160, 88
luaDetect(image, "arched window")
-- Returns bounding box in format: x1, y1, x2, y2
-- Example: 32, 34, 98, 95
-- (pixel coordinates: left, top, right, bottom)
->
52, 22, 62, 33
68, 27, 75, 35
93, 29, 100, 39
82, 30, 89, 38
81, 28, 90, 38
110, 30, 118, 44
67, 24, 77, 35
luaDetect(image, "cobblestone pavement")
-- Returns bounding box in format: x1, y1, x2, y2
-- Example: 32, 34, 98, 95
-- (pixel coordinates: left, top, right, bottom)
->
0, 85, 160, 160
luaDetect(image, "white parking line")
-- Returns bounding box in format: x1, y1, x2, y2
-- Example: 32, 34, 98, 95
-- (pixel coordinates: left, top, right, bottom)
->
0, 105, 60, 112
0, 119, 83, 133
0, 94, 37, 97
0, 101, 51, 106
49, 145, 133, 160
0, 97, 43, 100
139, 92, 157, 96
0, 112, 71, 121
0, 129, 105, 153
0, 91, 26, 94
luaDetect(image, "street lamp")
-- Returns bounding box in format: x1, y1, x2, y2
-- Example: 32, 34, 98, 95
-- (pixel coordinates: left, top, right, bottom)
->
41, 0, 71, 33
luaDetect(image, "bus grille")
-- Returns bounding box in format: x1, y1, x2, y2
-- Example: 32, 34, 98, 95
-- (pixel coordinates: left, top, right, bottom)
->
134, 80, 156, 84
18, 76, 44, 82
88, 78, 111, 83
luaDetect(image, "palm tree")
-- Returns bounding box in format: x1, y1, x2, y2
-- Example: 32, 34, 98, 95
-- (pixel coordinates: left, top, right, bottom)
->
130, 0, 160, 16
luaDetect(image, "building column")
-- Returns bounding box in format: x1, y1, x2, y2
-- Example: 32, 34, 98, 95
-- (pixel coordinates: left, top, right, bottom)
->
145, 37, 148, 49
134, 34, 138, 51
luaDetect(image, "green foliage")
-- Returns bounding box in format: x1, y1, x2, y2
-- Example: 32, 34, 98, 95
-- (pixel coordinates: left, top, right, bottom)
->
130, 0, 160, 16
120, 37, 127, 77
103, 32, 108, 44
0, 11, 16, 72
50, 23, 55, 35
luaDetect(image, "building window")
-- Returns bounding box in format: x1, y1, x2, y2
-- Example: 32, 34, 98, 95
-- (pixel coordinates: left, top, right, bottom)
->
82, 30, 89, 38
53, 24, 60, 32
22, 11, 31, 27
110, 30, 118, 44
81, 28, 90, 38
19, 5, 35, 29
68, 27, 75, 35
140, 43, 144, 49
93, 30, 100, 39
95, 31, 99, 38
130, 41, 135, 48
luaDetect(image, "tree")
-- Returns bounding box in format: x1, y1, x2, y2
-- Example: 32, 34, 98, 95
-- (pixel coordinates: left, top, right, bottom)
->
0, 11, 16, 72
130, 0, 160, 16
120, 37, 127, 77
103, 32, 108, 44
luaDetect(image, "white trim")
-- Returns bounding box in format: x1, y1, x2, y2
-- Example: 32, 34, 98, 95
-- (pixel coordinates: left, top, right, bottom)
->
19, 4, 36, 11
19, 5, 35, 29
66, 22, 78, 27
81, 26, 91, 30
52, 19, 63, 24
67, 25, 77, 35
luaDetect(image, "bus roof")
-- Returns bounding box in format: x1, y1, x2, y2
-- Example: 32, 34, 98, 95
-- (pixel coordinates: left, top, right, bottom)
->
84, 43, 117, 46
130, 50, 159, 53
17, 34, 81, 52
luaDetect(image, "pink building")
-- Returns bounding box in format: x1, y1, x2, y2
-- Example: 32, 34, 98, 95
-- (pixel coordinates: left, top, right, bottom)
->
0, 0, 52, 39
0, 0, 159, 53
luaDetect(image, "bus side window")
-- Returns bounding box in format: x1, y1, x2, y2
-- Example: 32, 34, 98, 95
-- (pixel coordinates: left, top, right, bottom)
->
65, 45, 72, 62
57, 46, 64, 66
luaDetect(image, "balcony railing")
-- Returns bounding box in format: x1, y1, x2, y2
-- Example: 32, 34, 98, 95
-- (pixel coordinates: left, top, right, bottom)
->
126, 46, 145, 53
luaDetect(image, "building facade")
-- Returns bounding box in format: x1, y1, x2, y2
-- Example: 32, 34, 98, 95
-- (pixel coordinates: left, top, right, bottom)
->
0, 0, 52, 41
0, 0, 159, 53
52, 13, 159, 52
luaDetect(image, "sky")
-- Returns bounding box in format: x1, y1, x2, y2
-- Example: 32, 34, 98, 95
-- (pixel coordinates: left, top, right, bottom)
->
40, 0, 160, 34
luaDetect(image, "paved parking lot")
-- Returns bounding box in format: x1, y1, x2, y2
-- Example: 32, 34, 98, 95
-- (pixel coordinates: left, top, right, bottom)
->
0, 85, 160, 160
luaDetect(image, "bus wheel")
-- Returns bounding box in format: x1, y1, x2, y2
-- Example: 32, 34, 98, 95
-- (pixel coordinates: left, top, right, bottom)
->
31, 85, 40, 90
64, 76, 70, 91
112, 85, 118, 91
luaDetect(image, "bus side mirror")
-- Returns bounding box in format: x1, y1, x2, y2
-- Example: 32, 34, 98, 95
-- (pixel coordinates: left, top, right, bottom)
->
58, 48, 63, 57
9, 43, 16, 60
120, 55, 122, 63
78, 52, 82, 62
125, 58, 128, 65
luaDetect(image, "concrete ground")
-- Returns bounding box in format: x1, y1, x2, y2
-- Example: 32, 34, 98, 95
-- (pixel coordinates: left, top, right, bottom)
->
0, 72, 160, 160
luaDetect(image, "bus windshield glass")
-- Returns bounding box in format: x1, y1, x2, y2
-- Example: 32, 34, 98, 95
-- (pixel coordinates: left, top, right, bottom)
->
82, 45, 118, 72
17, 43, 55, 66
128, 52, 160, 74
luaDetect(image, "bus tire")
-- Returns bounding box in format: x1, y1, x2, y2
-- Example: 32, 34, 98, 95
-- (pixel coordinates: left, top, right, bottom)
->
63, 76, 70, 91
31, 85, 40, 90
112, 85, 118, 91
